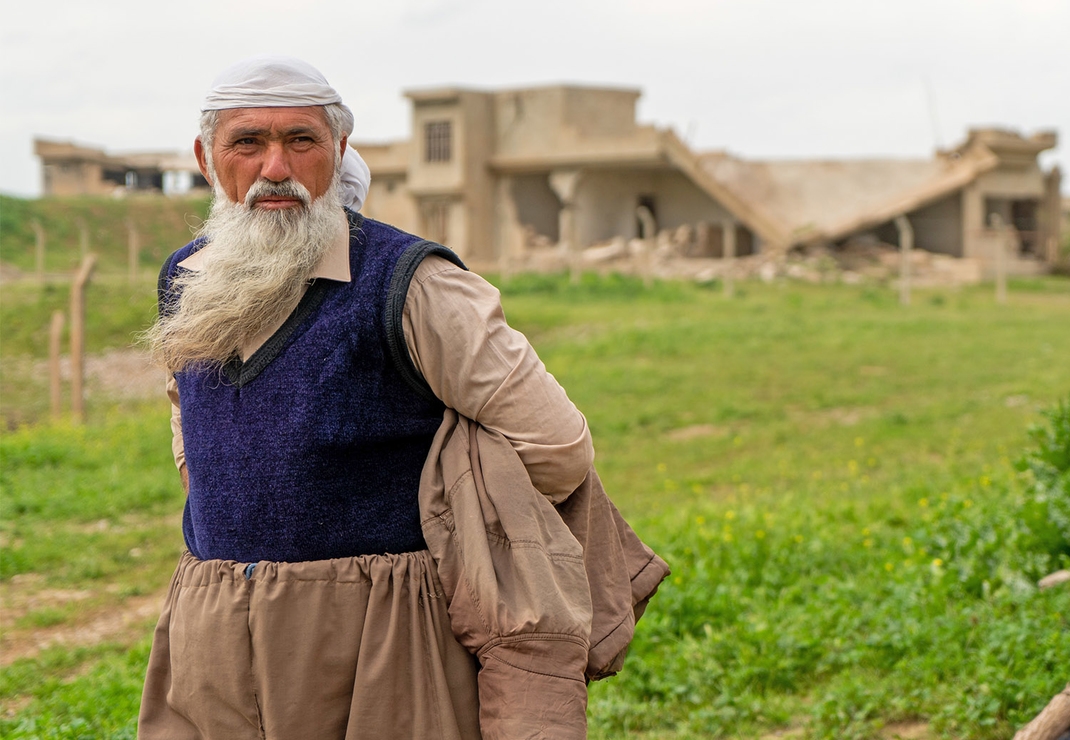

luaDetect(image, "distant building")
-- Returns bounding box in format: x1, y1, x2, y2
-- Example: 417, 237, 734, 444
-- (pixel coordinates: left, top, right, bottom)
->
33, 138, 207, 197
356, 85, 1061, 276
355, 85, 776, 267
702, 128, 1062, 275
38, 88, 1059, 277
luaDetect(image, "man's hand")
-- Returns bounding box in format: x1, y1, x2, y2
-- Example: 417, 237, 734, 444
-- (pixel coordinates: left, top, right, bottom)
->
180, 465, 189, 495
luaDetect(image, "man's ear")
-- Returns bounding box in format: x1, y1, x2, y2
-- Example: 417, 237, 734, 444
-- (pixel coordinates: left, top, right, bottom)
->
339, 134, 349, 164
194, 138, 213, 185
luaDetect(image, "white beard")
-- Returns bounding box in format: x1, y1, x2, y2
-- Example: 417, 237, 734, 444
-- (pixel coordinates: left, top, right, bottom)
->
148, 174, 346, 373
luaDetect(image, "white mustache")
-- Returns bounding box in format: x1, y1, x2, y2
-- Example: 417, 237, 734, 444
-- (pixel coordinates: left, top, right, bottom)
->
244, 179, 312, 208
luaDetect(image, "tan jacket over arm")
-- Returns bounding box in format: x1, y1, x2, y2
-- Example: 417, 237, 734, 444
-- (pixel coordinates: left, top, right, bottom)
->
419, 409, 670, 740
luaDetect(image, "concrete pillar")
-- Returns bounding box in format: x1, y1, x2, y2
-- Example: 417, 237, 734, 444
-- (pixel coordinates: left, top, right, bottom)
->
636, 206, 656, 287
960, 185, 982, 259
990, 213, 1008, 305
1043, 166, 1062, 263
495, 177, 522, 280
549, 170, 583, 284
695, 222, 711, 257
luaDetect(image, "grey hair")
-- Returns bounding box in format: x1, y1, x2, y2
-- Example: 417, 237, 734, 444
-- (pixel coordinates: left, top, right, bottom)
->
198, 103, 349, 171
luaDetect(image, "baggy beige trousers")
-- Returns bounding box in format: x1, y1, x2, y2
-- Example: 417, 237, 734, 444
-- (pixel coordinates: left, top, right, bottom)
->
138, 550, 481, 740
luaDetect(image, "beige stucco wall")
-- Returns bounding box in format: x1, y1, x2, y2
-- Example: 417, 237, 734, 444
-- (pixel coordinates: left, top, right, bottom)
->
574, 169, 736, 246
962, 163, 1048, 266
408, 101, 464, 194
561, 88, 640, 139
910, 193, 963, 257
361, 177, 419, 233
43, 161, 109, 196
508, 174, 560, 242
459, 92, 497, 261
492, 87, 639, 158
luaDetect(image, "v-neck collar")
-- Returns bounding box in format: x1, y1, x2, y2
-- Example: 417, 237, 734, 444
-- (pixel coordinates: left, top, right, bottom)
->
219, 278, 333, 388
177, 208, 362, 388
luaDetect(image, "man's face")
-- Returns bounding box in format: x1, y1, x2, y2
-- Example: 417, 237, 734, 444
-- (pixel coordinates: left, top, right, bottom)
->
195, 106, 347, 209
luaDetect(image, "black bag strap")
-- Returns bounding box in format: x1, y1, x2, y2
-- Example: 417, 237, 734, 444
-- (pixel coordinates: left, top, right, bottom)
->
384, 240, 467, 402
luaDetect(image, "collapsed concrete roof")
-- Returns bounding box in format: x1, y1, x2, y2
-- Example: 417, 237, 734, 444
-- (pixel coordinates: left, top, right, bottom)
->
698, 128, 1057, 249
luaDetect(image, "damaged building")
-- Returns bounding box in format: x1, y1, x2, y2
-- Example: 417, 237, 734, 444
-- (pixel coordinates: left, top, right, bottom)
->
356, 85, 1061, 278
356, 85, 778, 270
33, 138, 207, 197
701, 128, 1062, 277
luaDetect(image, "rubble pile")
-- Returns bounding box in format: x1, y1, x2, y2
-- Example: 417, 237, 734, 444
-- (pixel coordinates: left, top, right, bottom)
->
507, 229, 987, 288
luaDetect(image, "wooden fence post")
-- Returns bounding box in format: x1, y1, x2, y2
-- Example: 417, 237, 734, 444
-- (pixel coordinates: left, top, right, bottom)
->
989, 213, 1007, 305
722, 220, 737, 298
894, 215, 913, 306
49, 310, 65, 418
70, 254, 97, 424
637, 206, 656, 289
127, 218, 140, 284
77, 218, 90, 260
32, 219, 46, 284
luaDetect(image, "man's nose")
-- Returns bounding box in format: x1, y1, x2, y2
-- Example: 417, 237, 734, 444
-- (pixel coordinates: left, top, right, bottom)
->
260, 143, 292, 183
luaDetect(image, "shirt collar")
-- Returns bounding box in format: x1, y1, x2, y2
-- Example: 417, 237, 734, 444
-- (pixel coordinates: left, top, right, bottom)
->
176, 208, 351, 283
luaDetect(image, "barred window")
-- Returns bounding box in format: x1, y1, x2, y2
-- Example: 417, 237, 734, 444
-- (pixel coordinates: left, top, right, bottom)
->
425, 120, 452, 163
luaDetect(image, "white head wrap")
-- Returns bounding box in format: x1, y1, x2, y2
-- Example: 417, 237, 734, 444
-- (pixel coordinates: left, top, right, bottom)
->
202, 55, 370, 210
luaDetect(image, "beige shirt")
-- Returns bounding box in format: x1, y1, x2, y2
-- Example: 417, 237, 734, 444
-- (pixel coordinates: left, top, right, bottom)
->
168, 212, 593, 499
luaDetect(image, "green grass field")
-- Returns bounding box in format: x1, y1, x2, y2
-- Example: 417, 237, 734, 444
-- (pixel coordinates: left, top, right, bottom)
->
1, 273, 1068, 739
0, 194, 210, 277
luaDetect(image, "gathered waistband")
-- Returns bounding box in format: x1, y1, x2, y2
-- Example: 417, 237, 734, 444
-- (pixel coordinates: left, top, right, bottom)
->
173, 548, 441, 590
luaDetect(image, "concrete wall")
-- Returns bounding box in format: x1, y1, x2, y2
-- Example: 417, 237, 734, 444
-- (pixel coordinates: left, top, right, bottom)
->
494, 89, 565, 156
962, 163, 1048, 264
408, 101, 465, 193
868, 194, 963, 258
910, 193, 963, 256
41, 161, 122, 196
510, 174, 560, 241
561, 88, 640, 138
459, 91, 497, 261
362, 176, 419, 233
574, 169, 735, 246
493, 87, 639, 158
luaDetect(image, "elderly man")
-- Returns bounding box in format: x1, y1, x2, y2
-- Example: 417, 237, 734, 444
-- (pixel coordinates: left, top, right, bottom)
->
139, 56, 596, 739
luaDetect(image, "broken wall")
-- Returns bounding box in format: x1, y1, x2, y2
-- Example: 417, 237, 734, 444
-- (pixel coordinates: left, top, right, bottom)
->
573, 169, 737, 247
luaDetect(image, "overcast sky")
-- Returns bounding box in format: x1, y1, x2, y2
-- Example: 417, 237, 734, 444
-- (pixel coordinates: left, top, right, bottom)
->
2, 0, 1067, 198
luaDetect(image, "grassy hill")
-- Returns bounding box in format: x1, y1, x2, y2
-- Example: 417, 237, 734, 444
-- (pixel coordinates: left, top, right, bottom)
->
0, 194, 210, 278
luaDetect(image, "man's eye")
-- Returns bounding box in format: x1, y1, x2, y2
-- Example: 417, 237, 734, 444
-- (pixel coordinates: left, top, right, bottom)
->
235, 138, 257, 146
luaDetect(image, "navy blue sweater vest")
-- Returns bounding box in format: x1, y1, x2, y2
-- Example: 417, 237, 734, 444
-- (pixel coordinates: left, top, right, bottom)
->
159, 211, 463, 563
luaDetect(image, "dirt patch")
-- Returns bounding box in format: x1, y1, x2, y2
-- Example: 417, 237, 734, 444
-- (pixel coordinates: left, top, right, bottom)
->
880, 720, 933, 739
36, 348, 164, 401
0, 586, 165, 666
665, 423, 729, 442
786, 405, 876, 429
